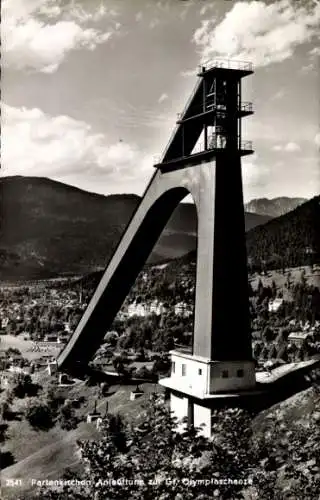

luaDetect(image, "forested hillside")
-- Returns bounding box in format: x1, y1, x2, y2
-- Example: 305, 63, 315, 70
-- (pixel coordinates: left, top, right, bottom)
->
246, 196, 320, 271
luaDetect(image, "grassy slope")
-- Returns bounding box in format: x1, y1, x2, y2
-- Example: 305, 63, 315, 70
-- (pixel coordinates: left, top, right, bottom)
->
1, 385, 318, 499
1, 382, 161, 499
0, 334, 62, 362
253, 386, 319, 435
1, 422, 100, 499
249, 265, 320, 300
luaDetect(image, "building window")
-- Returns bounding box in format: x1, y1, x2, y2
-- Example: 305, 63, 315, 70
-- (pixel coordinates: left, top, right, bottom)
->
237, 369, 244, 378
198, 368, 202, 375
172, 361, 175, 374
182, 364, 186, 376
222, 370, 229, 378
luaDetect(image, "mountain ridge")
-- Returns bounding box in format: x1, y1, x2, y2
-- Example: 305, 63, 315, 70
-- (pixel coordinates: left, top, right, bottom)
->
245, 196, 307, 218
0, 176, 270, 280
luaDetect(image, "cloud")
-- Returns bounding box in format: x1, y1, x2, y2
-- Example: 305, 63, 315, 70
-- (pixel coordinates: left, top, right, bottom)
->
200, 4, 215, 17
67, 2, 118, 23
243, 147, 319, 201
272, 142, 301, 152
38, 1, 62, 18
2, 0, 116, 73
299, 43, 320, 72
1, 103, 151, 185
284, 142, 301, 152
149, 18, 160, 29
242, 155, 270, 189
193, 0, 320, 68
158, 93, 168, 103
309, 46, 320, 57
179, 1, 195, 21
271, 89, 285, 100
180, 68, 197, 77
315, 133, 320, 149
155, 1, 170, 12
300, 62, 316, 73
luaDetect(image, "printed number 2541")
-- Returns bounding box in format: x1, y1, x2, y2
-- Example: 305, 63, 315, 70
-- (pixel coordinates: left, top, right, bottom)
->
6, 479, 23, 487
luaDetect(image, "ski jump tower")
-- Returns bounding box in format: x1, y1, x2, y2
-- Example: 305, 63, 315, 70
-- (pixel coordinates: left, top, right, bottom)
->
57, 59, 256, 436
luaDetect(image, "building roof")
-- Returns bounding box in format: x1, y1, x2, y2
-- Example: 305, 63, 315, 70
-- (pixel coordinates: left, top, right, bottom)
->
288, 331, 310, 340
0, 370, 15, 378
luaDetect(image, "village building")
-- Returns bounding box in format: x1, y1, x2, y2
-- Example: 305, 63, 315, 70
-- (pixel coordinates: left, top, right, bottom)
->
268, 298, 284, 313
288, 331, 311, 347
174, 302, 193, 317
0, 370, 16, 389
86, 401, 102, 424
47, 361, 58, 376
8, 365, 32, 375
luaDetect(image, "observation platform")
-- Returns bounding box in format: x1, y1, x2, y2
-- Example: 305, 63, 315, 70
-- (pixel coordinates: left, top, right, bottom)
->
198, 59, 254, 78
154, 140, 254, 171
176, 101, 253, 124
154, 58, 255, 171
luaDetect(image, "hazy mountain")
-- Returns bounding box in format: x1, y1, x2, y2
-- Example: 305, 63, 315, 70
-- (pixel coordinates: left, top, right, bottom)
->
244, 197, 307, 218
0, 176, 270, 280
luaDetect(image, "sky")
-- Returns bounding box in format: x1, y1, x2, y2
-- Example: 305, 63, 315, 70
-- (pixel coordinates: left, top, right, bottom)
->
1, 0, 320, 202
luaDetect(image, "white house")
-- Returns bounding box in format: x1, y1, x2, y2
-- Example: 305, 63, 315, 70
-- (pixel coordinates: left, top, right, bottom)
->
128, 303, 147, 317
288, 331, 310, 346
127, 300, 167, 317
149, 300, 166, 316
268, 298, 283, 313
174, 302, 192, 317
0, 371, 15, 389
47, 361, 58, 376
8, 365, 32, 375
44, 333, 60, 343
64, 322, 71, 333
1, 317, 9, 328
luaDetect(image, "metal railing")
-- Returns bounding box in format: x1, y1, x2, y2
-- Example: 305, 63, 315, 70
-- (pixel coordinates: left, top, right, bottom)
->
176, 101, 253, 120
241, 140, 253, 150
199, 59, 253, 72
154, 138, 253, 164
240, 101, 253, 113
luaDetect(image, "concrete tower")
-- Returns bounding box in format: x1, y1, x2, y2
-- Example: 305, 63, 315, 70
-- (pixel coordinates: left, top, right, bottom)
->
158, 60, 256, 436
57, 60, 256, 436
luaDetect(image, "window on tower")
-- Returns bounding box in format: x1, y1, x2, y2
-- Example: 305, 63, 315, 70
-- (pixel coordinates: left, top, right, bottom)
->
222, 370, 229, 378
237, 369, 244, 378
172, 361, 175, 374
182, 364, 186, 376
198, 368, 202, 375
